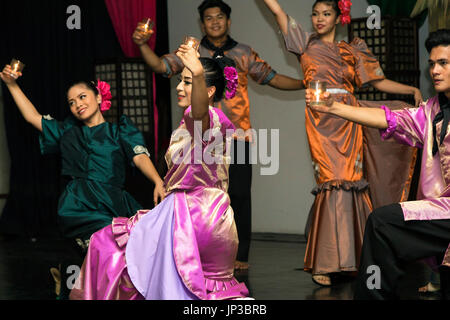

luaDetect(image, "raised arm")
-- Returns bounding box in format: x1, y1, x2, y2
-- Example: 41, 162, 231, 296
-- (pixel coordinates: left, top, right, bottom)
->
305, 89, 388, 129
132, 26, 167, 74
371, 79, 423, 107
0, 65, 42, 132
176, 45, 210, 132
263, 0, 289, 35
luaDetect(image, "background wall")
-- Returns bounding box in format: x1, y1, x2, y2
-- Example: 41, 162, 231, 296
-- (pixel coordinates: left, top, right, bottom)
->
168, 0, 433, 234
0, 85, 10, 217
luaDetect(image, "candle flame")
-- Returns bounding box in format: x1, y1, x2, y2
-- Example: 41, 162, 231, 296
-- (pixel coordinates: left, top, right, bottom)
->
315, 89, 321, 101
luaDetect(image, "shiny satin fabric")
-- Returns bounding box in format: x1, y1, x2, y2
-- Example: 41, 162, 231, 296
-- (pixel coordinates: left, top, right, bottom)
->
360, 101, 418, 209
161, 107, 247, 299
381, 97, 450, 266
163, 43, 275, 139
305, 180, 372, 274
69, 211, 147, 300
70, 107, 249, 299
171, 190, 247, 299
39, 115, 148, 239
284, 15, 417, 274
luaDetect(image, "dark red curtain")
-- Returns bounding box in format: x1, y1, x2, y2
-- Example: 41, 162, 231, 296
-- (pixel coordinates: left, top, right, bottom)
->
104, 0, 159, 157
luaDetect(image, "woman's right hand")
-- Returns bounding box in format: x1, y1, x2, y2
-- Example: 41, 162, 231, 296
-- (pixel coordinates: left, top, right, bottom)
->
176, 45, 203, 77
0, 65, 21, 85
132, 26, 153, 46
305, 89, 334, 113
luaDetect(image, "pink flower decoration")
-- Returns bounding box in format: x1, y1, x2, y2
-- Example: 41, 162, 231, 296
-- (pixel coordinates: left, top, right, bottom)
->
96, 79, 112, 113
338, 0, 352, 25
223, 66, 238, 100
224, 66, 238, 80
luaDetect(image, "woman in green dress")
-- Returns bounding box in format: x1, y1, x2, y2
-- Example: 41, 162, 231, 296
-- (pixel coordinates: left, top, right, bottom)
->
0, 64, 166, 298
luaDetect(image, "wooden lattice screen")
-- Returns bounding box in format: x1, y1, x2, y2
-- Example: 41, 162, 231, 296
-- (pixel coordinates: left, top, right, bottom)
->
348, 17, 420, 104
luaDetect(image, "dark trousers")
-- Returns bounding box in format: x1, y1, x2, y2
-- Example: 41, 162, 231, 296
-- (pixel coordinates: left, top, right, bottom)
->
354, 203, 450, 300
228, 140, 252, 262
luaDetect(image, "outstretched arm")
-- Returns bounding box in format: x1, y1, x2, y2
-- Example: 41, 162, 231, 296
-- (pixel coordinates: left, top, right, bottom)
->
371, 79, 423, 107
132, 26, 167, 74
268, 74, 304, 90
305, 89, 388, 129
133, 154, 166, 205
0, 65, 42, 132
263, 0, 289, 35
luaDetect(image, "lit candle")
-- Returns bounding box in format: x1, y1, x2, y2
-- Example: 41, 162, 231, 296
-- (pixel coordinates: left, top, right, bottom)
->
9, 59, 25, 78
138, 18, 153, 35
183, 36, 200, 51
314, 89, 321, 103
309, 81, 327, 106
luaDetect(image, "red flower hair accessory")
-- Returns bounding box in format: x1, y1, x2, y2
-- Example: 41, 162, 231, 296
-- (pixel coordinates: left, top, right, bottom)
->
223, 66, 238, 100
96, 79, 112, 113
338, 0, 352, 25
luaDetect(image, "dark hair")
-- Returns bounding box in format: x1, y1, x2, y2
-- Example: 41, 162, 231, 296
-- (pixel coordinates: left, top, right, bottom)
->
200, 56, 235, 102
67, 80, 99, 96
425, 29, 450, 53
313, 0, 341, 16
198, 0, 231, 22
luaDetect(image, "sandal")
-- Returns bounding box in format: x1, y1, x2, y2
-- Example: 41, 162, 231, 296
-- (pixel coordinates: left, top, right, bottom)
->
312, 274, 332, 287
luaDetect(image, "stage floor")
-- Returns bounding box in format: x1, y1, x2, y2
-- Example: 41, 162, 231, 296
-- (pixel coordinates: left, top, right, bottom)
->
0, 233, 439, 300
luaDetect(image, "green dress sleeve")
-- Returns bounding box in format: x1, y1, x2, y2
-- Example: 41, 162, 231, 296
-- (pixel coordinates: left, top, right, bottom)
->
118, 115, 150, 164
39, 115, 77, 154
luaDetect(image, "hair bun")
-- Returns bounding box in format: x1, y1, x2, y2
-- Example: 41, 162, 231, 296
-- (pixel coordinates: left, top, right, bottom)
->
213, 55, 236, 70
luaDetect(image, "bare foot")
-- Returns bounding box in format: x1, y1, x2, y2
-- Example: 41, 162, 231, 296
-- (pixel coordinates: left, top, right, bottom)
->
312, 274, 331, 286
418, 282, 440, 293
234, 261, 249, 270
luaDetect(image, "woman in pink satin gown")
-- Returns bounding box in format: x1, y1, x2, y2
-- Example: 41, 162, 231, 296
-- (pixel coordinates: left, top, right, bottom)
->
69, 45, 249, 300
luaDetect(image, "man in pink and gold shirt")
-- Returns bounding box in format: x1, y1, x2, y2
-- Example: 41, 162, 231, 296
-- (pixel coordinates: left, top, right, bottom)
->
306, 29, 450, 300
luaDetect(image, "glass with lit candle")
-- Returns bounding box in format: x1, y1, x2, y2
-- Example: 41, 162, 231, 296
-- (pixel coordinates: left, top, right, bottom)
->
183, 36, 200, 51
137, 18, 154, 36
9, 59, 25, 79
309, 81, 327, 106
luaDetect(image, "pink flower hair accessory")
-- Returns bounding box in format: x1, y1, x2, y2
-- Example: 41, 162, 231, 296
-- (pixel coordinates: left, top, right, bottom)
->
224, 66, 238, 100
338, 0, 352, 25
96, 79, 112, 113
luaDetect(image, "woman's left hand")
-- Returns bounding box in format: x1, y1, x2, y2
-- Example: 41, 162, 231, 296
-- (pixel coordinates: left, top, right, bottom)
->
153, 181, 166, 206
413, 88, 423, 108
176, 44, 203, 77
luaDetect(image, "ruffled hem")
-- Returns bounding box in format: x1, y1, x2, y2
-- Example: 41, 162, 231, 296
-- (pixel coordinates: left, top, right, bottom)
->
311, 179, 369, 195
443, 247, 450, 268
379, 105, 398, 140
205, 277, 249, 300
112, 210, 149, 248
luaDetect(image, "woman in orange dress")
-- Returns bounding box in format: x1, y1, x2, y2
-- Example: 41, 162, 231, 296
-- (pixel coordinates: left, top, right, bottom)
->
263, 0, 421, 286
